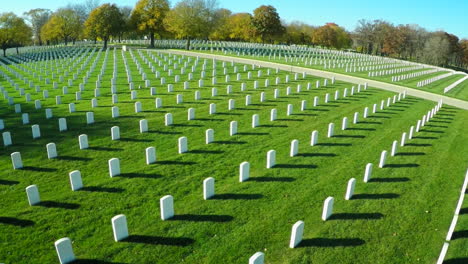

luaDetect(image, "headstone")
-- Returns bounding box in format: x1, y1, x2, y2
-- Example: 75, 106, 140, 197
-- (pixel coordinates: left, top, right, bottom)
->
230, 121, 237, 136
379, 150, 387, 168
267, 150, 276, 169
206, 129, 214, 144
327, 123, 334, 138
322, 197, 334, 221
270, 109, 277, 121
69, 170, 83, 191
345, 178, 356, 200
252, 114, 259, 128
289, 221, 304, 248
363, 163, 373, 182
311, 130, 318, 146
290, 140, 299, 157
135, 101, 142, 113
409, 126, 414, 139
59, 118, 67, 132
391, 140, 398, 156
3, 131, 12, 146
26, 185, 40, 205
32, 124, 41, 139
249, 252, 265, 264
139, 119, 148, 133
209, 103, 216, 115
165, 113, 173, 126
47, 143, 58, 159
112, 214, 129, 242
178, 136, 187, 153
45, 108, 53, 119
228, 99, 235, 110
111, 126, 120, 140
145, 147, 156, 164
203, 177, 215, 200
91, 98, 98, 108
342, 117, 348, 130
86, 112, 94, 124
160, 195, 174, 220
108, 158, 120, 177
287, 104, 293, 116
240, 161, 250, 182
54, 238, 75, 264
11, 152, 23, 169
112, 106, 119, 118
353, 112, 359, 124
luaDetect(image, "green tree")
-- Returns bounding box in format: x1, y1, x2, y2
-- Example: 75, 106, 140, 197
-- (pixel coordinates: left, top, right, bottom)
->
251, 5, 284, 43
23, 8, 51, 46
164, 0, 219, 49
227, 13, 254, 42
131, 0, 170, 48
0, 12, 32, 56
85, 3, 123, 48
42, 8, 82, 45
209, 8, 232, 40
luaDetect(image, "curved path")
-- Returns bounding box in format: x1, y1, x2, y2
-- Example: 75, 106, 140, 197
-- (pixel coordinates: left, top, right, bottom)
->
156, 49, 468, 110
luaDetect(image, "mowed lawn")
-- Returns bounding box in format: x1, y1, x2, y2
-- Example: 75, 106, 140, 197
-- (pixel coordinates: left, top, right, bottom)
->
202, 50, 468, 102
0, 48, 467, 264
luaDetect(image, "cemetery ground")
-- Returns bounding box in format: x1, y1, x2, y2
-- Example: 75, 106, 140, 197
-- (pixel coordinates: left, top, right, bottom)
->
200, 50, 468, 101
1, 48, 468, 263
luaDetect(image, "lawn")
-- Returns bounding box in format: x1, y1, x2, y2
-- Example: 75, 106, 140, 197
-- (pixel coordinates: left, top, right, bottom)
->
0, 47, 467, 264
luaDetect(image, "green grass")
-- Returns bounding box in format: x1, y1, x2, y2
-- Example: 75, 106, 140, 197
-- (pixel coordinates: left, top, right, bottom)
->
0, 48, 467, 264
199, 50, 468, 102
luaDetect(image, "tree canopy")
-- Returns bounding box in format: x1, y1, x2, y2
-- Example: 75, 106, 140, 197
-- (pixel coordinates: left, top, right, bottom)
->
251, 5, 284, 43
131, 0, 170, 48
84, 3, 123, 48
0, 12, 32, 56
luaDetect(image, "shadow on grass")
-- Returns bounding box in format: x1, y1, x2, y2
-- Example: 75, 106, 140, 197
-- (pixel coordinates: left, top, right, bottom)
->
0, 179, 19, 185
171, 214, 233, 222
188, 149, 224, 154
410, 136, 438, 140
120, 138, 153, 142
57, 156, 92, 161
317, 143, 352, 147
38, 201, 80, 209
371, 177, 410, 183
211, 193, 263, 200
212, 141, 247, 145
296, 153, 337, 157
80, 186, 125, 193
88, 146, 123, 151
157, 160, 196, 166
367, 115, 391, 119
275, 164, 317, 169
419, 129, 445, 134
452, 230, 468, 240
249, 176, 295, 182
405, 143, 432, 147
237, 132, 270, 136
148, 130, 182, 135
385, 163, 420, 168
430, 120, 451, 124
460, 208, 468, 214
260, 124, 288, 128
124, 235, 194, 246
0, 216, 35, 227
396, 152, 425, 156
298, 237, 365, 248
172, 124, 203, 127
443, 258, 468, 264
329, 212, 383, 220
334, 134, 365, 139
22, 166, 57, 172
275, 118, 305, 121
352, 193, 400, 200
73, 259, 126, 264
119, 173, 161, 179
347, 127, 376, 131
358, 121, 383, 125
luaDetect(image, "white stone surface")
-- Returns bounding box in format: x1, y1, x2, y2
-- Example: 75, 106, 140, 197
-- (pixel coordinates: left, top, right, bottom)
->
112, 214, 129, 242
47, 142, 58, 159
109, 158, 120, 177
55, 237, 75, 264
311, 130, 318, 146
267, 150, 276, 169
11, 152, 23, 169
322, 196, 334, 221
146, 147, 156, 164
26, 184, 40, 205
111, 126, 120, 140
240, 161, 250, 182
290, 140, 299, 157
230, 121, 237, 136
364, 163, 373, 183
249, 252, 265, 264
345, 178, 356, 200
160, 195, 174, 220
69, 170, 83, 191
379, 150, 387, 168
178, 136, 188, 154
203, 177, 215, 200
289, 221, 304, 248
327, 123, 334, 138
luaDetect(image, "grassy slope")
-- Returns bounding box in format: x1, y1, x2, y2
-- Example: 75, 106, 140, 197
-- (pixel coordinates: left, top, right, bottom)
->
201, 51, 468, 102
0, 49, 467, 264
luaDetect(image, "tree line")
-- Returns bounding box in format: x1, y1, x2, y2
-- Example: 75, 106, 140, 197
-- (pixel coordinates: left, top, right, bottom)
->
0, 0, 467, 69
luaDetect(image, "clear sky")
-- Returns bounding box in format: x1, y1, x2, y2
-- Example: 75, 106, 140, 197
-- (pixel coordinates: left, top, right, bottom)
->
2, 0, 467, 39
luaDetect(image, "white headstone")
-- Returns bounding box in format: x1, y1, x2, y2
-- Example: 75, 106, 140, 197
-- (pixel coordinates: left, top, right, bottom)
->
165, 113, 173, 126
135, 101, 142, 113
206, 129, 214, 144
112, 106, 119, 118
209, 103, 216, 115
391, 140, 398, 156
109, 158, 120, 177
342, 117, 348, 130
47, 142, 58, 159
322, 197, 334, 221
267, 150, 276, 169
363, 163, 373, 182
327, 123, 334, 138
178, 136, 188, 154
249, 252, 265, 264
345, 178, 356, 200
140, 119, 148, 133
188, 108, 195, 120
26, 185, 40, 205
86, 112, 94, 124
69, 170, 83, 191
54, 238, 75, 264
289, 221, 304, 248
160, 195, 174, 220
230, 121, 237, 136
290, 140, 299, 157
112, 214, 129, 242
379, 150, 387, 168
401, 133, 407, 146
11, 152, 23, 169
252, 114, 259, 128
203, 177, 215, 200
311, 130, 318, 146
111, 126, 120, 140
59, 118, 67, 132
3, 131, 12, 146
240, 161, 250, 182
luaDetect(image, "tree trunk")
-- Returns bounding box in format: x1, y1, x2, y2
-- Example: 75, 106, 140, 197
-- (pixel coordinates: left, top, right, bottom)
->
94, 38, 97, 44
104, 38, 108, 49
16, 47, 19, 54
64, 37, 68, 46
150, 32, 155, 48
2, 48, 6, 57
186, 38, 191, 50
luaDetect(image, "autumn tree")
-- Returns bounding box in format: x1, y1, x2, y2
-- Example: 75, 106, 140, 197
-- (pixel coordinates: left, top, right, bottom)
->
131, 0, 170, 48
0, 12, 32, 56
226, 13, 254, 42
85, 3, 123, 48
460, 39, 468, 68
251, 5, 284, 43
209, 8, 232, 40
23, 9, 51, 46
42, 8, 82, 45
164, 0, 219, 49
284, 21, 314, 45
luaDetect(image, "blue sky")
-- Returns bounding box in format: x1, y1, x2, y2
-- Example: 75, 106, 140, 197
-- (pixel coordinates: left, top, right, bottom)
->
3, 0, 468, 39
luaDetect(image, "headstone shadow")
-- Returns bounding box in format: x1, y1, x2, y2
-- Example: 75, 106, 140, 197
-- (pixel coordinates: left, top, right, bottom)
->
0, 179, 19, 185
211, 193, 263, 200
296, 152, 337, 157
124, 235, 194, 246
451, 230, 468, 240
442, 258, 468, 264
88, 146, 123, 151
38, 201, 80, 209
275, 164, 317, 169
120, 138, 153, 142
352, 193, 400, 200
0, 216, 35, 227
57, 156, 92, 162
385, 163, 420, 168
396, 152, 425, 156
22, 166, 57, 172
119, 173, 161, 179
188, 149, 224, 154
80, 186, 125, 193
298, 237, 365, 247
171, 214, 233, 222
329, 212, 384, 220
371, 177, 410, 183
249, 176, 295, 182
72, 259, 126, 264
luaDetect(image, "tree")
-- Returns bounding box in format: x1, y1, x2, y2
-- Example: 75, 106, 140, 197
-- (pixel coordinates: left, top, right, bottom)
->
284, 21, 314, 45
42, 8, 82, 45
164, 0, 219, 49
251, 5, 284, 43
460, 39, 468, 68
227, 13, 254, 42
312, 24, 337, 48
118, 6, 133, 41
131, 0, 170, 48
0, 12, 32, 56
23, 8, 51, 45
209, 8, 232, 40
421, 32, 451, 66
85, 3, 123, 48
